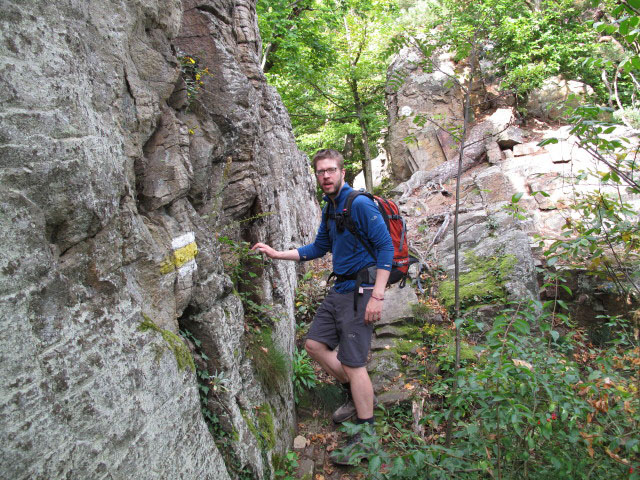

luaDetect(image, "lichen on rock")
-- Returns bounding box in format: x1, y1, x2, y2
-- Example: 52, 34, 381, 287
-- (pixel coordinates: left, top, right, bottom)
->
439, 252, 518, 309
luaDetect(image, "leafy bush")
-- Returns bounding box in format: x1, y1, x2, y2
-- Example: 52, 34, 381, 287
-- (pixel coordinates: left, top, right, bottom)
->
345, 300, 640, 479
273, 451, 300, 480
292, 348, 317, 404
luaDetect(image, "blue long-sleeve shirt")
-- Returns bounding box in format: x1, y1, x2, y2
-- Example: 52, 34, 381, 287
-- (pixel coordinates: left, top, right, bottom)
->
297, 183, 394, 293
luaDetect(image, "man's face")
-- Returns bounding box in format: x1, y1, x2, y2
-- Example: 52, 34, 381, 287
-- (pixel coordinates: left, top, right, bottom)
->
315, 158, 345, 197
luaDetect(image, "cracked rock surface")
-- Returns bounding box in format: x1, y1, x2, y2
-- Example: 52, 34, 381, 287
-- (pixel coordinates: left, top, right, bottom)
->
0, 1, 317, 478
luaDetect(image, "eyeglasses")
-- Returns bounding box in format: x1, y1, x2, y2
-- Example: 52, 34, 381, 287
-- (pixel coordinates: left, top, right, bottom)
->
315, 167, 339, 177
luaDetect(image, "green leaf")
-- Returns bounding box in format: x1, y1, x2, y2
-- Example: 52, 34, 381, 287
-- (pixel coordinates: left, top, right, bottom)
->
390, 457, 406, 475
368, 455, 382, 474
511, 192, 524, 203
557, 299, 569, 310
538, 137, 559, 146
620, 19, 630, 35
629, 0, 640, 10
551, 330, 559, 342
611, 170, 621, 183
513, 318, 531, 335
588, 369, 602, 380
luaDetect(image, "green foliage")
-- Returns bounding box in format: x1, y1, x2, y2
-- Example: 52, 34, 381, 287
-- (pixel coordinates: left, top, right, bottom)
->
503, 191, 528, 220
139, 314, 195, 372
218, 235, 279, 330
273, 451, 300, 480
175, 329, 257, 479
178, 329, 229, 434
292, 348, 317, 404
372, 175, 396, 197
538, 107, 640, 300
257, 0, 397, 176
249, 329, 290, 391
343, 302, 640, 479
394, 0, 604, 110
488, 0, 599, 97
256, 403, 276, 450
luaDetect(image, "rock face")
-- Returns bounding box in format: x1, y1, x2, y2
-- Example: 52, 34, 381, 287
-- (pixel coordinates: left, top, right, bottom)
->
397, 110, 640, 323
385, 45, 464, 181
0, 1, 317, 479
526, 75, 595, 120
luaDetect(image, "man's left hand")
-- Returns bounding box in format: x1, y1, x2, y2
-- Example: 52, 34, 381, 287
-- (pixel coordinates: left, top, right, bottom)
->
364, 295, 384, 324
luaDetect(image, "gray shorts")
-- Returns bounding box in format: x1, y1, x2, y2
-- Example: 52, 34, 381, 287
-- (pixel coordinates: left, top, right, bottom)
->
306, 288, 373, 368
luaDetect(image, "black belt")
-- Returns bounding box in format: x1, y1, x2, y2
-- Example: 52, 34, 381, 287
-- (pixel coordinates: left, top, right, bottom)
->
328, 266, 375, 310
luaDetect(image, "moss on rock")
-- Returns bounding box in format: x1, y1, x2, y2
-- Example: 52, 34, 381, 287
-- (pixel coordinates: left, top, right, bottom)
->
439, 252, 517, 309
138, 314, 195, 372
256, 403, 276, 450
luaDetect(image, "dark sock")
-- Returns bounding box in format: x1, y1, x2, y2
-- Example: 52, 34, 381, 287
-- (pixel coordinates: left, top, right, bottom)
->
340, 382, 352, 398
356, 416, 374, 425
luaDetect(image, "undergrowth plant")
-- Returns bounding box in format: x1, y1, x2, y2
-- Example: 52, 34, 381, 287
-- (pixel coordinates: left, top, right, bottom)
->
292, 348, 317, 404
218, 234, 280, 331
177, 53, 212, 107
249, 328, 289, 392
273, 451, 299, 480
294, 270, 325, 334
344, 299, 639, 479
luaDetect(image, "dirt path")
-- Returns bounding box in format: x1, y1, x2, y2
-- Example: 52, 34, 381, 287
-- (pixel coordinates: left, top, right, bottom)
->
294, 388, 369, 480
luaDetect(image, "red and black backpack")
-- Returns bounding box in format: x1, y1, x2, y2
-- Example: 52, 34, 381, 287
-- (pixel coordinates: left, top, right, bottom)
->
324, 190, 418, 288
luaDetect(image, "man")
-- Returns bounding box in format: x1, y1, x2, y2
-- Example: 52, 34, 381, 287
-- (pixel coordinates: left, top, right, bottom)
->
252, 149, 393, 465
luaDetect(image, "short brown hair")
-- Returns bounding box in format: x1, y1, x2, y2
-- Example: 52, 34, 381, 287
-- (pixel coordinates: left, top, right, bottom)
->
312, 149, 344, 171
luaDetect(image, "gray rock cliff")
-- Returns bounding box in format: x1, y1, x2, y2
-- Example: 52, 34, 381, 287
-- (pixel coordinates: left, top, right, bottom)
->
0, 1, 317, 478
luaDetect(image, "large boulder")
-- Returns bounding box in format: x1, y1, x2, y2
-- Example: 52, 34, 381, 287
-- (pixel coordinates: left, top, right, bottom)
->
385, 45, 465, 181
0, 0, 317, 478
526, 75, 594, 120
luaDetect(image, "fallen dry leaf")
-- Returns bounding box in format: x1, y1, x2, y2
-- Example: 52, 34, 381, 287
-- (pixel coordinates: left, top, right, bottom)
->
624, 400, 635, 414
605, 447, 630, 465
580, 431, 596, 458
512, 358, 533, 370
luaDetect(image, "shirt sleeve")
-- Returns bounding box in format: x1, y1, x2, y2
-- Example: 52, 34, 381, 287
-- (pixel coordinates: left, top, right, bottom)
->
297, 209, 331, 261
351, 196, 394, 271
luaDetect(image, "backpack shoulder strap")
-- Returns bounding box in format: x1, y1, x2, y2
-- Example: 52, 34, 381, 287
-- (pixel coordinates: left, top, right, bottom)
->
343, 190, 376, 259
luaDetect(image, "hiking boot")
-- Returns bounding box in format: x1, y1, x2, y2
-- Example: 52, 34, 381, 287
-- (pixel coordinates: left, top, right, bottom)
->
329, 433, 370, 466
332, 396, 378, 424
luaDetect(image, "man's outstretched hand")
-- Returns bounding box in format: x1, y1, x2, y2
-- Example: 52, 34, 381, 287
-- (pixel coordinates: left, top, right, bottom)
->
251, 242, 279, 259
251, 243, 300, 261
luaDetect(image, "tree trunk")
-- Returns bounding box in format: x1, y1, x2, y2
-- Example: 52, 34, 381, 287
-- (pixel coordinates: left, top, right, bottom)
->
343, 133, 355, 161
351, 79, 373, 192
